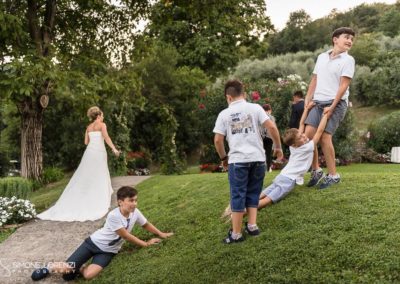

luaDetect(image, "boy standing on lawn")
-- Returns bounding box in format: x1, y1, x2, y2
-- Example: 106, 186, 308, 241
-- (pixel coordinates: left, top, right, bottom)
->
31, 186, 173, 281
304, 27, 356, 190
213, 79, 283, 244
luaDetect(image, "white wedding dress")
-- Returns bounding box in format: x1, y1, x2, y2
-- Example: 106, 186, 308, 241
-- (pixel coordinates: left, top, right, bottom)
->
38, 131, 113, 222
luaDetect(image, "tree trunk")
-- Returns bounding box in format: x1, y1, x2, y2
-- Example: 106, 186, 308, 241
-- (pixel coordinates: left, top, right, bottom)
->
20, 98, 43, 179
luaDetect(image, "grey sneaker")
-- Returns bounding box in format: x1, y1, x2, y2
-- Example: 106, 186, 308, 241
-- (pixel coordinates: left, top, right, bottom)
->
307, 170, 324, 187
319, 174, 340, 190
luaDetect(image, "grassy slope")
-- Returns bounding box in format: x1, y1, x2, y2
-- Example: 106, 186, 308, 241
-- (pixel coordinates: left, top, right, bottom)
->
352, 105, 398, 133
86, 164, 400, 283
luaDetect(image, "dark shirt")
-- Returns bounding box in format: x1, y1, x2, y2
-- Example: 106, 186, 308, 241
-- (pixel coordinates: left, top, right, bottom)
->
289, 100, 304, 129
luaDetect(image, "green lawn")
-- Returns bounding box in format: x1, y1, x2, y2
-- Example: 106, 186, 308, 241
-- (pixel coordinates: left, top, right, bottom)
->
0, 228, 15, 243
76, 164, 400, 283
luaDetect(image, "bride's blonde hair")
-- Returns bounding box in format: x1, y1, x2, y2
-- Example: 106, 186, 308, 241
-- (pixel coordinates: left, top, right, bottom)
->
87, 106, 102, 122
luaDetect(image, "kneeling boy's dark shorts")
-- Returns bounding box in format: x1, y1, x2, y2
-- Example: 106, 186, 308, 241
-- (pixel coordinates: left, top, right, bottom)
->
62, 237, 116, 281
304, 100, 347, 135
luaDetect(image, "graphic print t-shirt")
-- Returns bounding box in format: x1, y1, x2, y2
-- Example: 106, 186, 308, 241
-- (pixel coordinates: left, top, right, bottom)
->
213, 99, 269, 163
90, 207, 147, 253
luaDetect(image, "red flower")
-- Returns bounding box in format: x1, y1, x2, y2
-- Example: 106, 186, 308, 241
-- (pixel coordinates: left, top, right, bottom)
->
251, 91, 260, 101
198, 103, 206, 109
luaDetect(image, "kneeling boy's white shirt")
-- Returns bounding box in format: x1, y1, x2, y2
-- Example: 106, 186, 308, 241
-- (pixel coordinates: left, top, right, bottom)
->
213, 99, 269, 164
90, 207, 147, 253
280, 140, 315, 181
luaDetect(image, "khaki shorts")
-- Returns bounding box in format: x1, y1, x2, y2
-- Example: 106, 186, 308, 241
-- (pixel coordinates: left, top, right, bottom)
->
304, 100, 347, 135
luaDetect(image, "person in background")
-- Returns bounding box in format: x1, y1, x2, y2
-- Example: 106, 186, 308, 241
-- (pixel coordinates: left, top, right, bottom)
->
289, 90, 305, 129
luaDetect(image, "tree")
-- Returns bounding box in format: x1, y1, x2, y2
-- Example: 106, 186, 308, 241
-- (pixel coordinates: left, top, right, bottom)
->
0, 1, 149, 179
268, 10, 312, 54
145, 0, 273, 77
379, 8, 400, 37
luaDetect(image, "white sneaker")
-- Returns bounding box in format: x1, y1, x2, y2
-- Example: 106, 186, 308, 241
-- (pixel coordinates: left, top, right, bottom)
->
296, 176, 304, 185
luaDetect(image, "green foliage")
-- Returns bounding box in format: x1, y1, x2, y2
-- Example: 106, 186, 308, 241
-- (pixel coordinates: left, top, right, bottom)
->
41, 167, 64, 185
130, 42, 209, 173
379, 7, 400, 37
146, 0, 273, 77
0, 177, 33, 199
333, 109, 356, 160
352, 49, 400, 106
368, 111, 400, 153
350, 33, 380, 67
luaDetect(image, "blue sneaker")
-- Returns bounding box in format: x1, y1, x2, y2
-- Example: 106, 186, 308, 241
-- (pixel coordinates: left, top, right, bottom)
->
307, 170, 324, 187
319, 174, 340, 190
31, 267, 50, 281
244, 222, 260, 236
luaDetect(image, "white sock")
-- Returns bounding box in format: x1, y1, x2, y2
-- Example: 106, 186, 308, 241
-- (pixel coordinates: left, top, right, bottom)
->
231, 232, 243, 240
247, 223, 259, 232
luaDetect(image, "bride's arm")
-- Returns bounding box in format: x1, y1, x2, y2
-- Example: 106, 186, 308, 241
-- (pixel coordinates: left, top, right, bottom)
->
84, 129, 89, 145
101, 123, 119, 155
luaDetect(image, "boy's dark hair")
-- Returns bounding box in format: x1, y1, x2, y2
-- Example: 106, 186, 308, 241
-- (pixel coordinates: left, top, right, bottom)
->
283, 128, 299, 146
224, 79, 243, 98
332, 27, 355, 43
117, 186, 138, 201
262, 104, 271, 111
293, 90, 303, 98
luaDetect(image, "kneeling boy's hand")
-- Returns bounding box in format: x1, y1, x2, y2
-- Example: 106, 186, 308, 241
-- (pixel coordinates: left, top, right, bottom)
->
147, 238, 162, 246
159, 232, 174, 239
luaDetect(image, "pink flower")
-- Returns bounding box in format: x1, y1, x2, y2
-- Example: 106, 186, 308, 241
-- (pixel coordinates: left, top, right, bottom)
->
251, 91, 260, 101
198, 103, 206, 109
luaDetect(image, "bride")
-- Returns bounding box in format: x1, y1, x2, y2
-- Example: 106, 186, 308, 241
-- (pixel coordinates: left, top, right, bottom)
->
38, 106, 120, 222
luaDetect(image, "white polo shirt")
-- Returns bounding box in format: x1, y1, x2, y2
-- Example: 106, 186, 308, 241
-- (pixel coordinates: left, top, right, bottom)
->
313, 50, 355, 102
213, 99, 269, 163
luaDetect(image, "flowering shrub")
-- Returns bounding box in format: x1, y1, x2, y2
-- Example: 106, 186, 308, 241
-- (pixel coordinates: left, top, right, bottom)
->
0, 196, 36, 227
199, 163, 227, 173
127, 168, 150, 176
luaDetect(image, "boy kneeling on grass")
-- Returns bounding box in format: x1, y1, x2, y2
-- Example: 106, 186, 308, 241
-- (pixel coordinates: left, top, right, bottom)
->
222, 103, 330, 219
31, 186, 173, 281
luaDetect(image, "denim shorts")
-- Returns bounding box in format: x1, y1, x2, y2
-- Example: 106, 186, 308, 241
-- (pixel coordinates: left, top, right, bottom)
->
304, 100, 347, 135
262, 174, 296, 203
62, 237, 116, 281
228, 162, 266, 212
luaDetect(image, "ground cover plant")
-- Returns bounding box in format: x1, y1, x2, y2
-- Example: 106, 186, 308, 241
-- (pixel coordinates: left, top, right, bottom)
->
77, 164, 400, 283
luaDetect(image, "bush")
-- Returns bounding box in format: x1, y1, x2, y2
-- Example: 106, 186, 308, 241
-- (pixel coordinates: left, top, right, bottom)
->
0, 196, 36, 227
41, 167, 64, 185
367, 111, 400, 153
0, 177, 33, 199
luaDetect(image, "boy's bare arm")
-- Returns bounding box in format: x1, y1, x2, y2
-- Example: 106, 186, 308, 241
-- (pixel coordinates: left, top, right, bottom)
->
214, 134, 226, 159
115, 227, 161, 247
305, 74, 317, 106
299, 102, 315, 133
142, 222, 174, 239
324, 76, 352, 117
312, 110, 329, 144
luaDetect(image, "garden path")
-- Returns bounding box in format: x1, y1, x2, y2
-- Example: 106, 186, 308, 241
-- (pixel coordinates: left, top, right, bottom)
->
0, 176, 150, 284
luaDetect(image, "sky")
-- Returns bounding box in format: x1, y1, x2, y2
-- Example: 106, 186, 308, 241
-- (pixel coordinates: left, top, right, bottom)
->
266, 0, 398, 30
